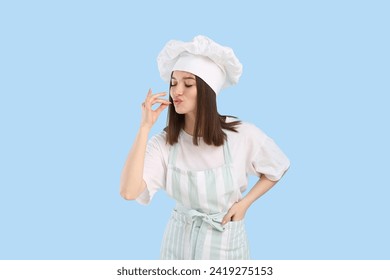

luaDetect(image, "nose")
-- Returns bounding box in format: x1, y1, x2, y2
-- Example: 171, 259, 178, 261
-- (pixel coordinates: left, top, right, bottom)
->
171, 84, 184, 97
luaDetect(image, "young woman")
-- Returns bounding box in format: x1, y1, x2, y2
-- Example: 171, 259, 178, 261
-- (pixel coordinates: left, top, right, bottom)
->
120, 35, 290, 259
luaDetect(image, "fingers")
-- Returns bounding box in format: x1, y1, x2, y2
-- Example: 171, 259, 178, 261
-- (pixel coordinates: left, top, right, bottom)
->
152, 98, 170, 106
142, 88, 152, 105
149, 92, 168, 99
140, 89, 170, 129
145, 90, 168, 101
154, 103, 169, 116
142, 99, 170, 111
222, 202, 247, 225
222, 212, 233, 226
143, 90, 170, 108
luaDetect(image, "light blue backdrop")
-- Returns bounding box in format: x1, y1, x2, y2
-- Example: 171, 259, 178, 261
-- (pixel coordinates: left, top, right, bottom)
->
1, 0, 389, 260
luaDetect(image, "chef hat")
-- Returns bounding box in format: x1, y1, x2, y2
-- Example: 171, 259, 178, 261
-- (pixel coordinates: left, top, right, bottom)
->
157, 35, 242, 95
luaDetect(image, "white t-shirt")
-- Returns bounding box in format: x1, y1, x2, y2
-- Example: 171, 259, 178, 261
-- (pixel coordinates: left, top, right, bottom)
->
137, 118, 290, 205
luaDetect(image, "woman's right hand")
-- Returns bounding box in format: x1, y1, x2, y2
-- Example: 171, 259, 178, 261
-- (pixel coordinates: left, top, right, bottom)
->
140, 89, 171, 129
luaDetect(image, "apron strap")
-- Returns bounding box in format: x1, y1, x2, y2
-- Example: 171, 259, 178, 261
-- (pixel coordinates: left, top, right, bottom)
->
222, 141, 233, 165
168, 143, 179, 165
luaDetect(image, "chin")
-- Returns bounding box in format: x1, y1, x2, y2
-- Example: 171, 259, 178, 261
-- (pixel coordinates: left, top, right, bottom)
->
174, 108, 187, 114
174, 106, 195, 115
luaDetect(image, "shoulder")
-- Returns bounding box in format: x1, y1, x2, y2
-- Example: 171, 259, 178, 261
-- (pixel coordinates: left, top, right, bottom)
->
150, 130, 167, 142
148, 130, 169, 150
225, 117, 268, 143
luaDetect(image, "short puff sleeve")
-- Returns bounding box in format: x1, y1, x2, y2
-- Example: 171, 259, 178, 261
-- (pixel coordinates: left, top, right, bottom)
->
136, 132, 168, 205
245, 124, 290, 181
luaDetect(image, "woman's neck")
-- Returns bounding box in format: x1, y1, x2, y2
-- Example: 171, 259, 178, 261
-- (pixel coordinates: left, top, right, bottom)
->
184, 113, 196, 136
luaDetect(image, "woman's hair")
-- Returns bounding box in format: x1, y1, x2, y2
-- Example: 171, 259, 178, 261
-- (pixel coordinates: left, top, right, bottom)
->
164, 74, 241, 146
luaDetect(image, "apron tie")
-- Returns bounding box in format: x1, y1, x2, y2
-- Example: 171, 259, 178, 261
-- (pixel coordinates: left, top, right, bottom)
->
175, 204, 226, 259
186, 209, 225, 232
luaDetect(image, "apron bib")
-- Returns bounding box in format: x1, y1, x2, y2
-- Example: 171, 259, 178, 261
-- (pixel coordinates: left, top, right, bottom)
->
160, 140, 250, 260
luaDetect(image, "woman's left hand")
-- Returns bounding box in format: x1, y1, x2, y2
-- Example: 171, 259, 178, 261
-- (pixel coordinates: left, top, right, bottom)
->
221, 200, 250, 225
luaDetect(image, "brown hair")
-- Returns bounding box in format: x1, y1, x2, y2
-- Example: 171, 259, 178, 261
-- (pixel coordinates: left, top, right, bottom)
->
164, 75, 241, 146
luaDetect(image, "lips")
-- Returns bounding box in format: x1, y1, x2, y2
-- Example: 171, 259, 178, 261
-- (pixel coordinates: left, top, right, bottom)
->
173, 99, 183, 105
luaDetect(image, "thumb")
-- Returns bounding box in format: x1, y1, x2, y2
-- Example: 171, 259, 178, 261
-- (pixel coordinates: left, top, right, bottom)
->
222, 211, 233, 225
154, 103, 169, 116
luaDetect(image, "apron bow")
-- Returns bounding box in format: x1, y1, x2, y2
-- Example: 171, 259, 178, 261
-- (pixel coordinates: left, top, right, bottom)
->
186, 209, 225, 232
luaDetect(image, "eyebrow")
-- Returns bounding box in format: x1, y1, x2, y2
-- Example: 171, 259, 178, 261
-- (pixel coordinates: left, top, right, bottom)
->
171, 76, 196, 80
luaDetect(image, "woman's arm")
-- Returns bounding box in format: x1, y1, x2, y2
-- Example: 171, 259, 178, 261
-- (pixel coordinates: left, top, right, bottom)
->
119, 89, 170, 200
120, 126, 150, 200
222, 175, 278, 224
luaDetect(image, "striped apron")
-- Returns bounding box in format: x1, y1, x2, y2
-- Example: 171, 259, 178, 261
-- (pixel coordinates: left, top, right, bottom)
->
160, 140, 250, 259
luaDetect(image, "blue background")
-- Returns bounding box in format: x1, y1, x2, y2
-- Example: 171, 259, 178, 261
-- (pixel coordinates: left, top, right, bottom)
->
1, 0, 389, 259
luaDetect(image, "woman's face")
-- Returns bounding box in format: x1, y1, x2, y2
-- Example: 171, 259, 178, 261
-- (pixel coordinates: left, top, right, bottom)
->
170, 71, 197, 116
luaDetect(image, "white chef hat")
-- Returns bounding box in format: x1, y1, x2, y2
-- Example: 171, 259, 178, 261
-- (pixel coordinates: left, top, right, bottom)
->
157, 35, 243, 95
